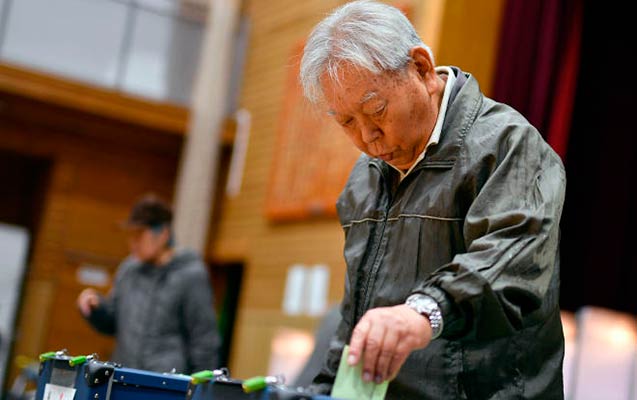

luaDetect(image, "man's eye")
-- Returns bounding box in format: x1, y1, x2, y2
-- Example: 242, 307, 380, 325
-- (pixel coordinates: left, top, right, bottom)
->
373, 104, 386, 116
341, 118, 354, 127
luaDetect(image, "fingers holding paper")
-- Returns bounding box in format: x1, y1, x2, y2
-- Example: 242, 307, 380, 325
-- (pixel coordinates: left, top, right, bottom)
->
347, 304, 433, 383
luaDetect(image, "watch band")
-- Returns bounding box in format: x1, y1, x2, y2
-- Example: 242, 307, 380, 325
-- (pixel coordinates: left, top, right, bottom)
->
405, 294, 444, 339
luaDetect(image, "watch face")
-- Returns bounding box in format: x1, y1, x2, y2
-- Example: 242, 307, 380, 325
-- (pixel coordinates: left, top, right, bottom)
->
407, 296, 433, 315
406, 295, 443, 338
414, 297, 435, 313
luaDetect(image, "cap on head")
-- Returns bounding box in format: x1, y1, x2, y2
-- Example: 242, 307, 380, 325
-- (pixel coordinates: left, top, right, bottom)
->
124, 194, 173, 229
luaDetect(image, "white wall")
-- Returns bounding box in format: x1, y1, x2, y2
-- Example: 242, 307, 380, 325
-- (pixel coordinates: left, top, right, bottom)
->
0, 222, 30, 391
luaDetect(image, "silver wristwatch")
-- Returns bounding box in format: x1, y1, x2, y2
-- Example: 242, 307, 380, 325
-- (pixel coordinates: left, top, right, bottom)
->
405, 294, 444, 339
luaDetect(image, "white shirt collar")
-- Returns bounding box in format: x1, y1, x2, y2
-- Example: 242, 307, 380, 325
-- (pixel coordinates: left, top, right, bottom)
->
390, 66, 456, 180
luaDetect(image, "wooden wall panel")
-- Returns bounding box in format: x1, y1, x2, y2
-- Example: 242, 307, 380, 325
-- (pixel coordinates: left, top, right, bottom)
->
265, 42, 360, 221
0, 94, 182, 385
9, 280, 55, 362
213, 0, 347, 378
0, 63, 188, 134
43, 256, 118, 359
230, 310, 320, 379
432, 0, 506, 97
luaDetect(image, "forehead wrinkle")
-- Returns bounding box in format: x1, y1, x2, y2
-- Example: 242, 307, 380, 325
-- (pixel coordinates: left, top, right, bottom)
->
326, 90, 377, 117
321, 66, 381, 117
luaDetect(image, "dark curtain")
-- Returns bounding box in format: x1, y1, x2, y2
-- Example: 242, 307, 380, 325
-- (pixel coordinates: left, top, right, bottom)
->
559, 1, 637, 313
544, 1, 582, 159
492, 0, 581, 155
493, 0, 637, 313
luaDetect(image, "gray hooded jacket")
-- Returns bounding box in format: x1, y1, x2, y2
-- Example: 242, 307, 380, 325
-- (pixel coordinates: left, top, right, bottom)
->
313, 68, 566, 399
86, 250, 220, 374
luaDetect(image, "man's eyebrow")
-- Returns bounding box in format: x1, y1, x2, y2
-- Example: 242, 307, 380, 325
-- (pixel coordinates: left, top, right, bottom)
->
326, 91, 379, 116
359, 91, 378, 104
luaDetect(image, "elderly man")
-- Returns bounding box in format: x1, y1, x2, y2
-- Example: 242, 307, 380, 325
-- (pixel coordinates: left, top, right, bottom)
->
77, 194, 220, 374
300, 1, 566, 399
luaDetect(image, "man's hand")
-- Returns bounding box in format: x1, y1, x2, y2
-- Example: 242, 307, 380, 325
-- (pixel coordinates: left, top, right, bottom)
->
347, 304, 432, 383
77, 288, 100, 317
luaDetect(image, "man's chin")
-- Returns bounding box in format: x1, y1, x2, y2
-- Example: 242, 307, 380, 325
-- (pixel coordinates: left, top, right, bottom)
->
378, 153, 393, 162
369, 152, 412, 170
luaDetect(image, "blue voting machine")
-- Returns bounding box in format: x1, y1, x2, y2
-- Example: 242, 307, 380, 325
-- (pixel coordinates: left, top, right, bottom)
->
35, 350, 338, 400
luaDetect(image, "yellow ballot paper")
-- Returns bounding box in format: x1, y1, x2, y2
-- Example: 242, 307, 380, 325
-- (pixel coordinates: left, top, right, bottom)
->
331, 345, 389, 400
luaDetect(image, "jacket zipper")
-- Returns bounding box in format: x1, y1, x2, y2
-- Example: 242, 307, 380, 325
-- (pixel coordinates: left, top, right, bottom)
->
356, 160, 454, 319
356, 162, 392, 320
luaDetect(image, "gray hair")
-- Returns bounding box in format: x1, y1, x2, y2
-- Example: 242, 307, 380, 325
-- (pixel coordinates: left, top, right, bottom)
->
300, 0, 433, 104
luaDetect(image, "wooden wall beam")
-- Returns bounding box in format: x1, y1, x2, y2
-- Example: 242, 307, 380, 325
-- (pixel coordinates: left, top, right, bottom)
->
0, 62, 189, 134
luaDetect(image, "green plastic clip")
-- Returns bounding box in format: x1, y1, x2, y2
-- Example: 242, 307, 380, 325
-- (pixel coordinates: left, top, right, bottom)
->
242, 376, 268, 393
38, 352, 57, 362
69, 355, 88, 367
191, 370, 215, 384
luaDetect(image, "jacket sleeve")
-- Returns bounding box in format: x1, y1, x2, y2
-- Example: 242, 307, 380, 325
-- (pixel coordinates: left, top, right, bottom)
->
181, 265, 220, 372
413, 124, 566, 340
85, 292, 117, 335
84, 262, 132, 335
84, 258, 137, 335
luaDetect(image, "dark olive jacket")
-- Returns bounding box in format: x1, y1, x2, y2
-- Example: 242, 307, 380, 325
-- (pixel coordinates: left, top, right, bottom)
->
313, 68, 566, 399
85, 250, 220, 374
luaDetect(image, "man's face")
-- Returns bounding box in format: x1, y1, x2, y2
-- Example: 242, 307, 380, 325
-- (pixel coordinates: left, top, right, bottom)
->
127, 226, 167, 263
320, 49, 442, 171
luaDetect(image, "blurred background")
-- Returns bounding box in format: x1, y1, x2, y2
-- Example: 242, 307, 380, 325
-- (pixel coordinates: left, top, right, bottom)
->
0, 0, 635, 399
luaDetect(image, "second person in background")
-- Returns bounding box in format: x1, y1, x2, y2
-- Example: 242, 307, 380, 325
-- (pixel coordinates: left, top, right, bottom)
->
77, 194, 220, 374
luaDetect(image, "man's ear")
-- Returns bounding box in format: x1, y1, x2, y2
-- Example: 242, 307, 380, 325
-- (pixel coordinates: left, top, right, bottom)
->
409, 46, 438, 93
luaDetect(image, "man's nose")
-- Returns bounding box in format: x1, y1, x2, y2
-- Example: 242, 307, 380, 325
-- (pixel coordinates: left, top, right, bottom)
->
360, 121, 381, 144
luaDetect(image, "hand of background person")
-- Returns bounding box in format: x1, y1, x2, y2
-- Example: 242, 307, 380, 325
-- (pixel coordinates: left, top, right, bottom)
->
347, 304, 432, 383
77, 288, 101, 317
